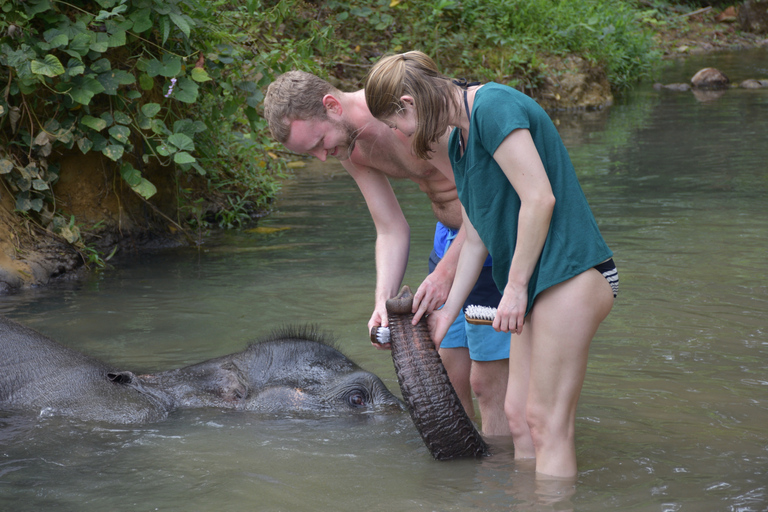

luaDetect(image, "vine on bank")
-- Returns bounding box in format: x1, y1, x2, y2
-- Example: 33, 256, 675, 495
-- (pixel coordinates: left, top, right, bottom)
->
0, 0, 326, 249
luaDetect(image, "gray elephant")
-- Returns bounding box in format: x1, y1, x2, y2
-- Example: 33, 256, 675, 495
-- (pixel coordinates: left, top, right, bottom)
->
0, 316, 403, 424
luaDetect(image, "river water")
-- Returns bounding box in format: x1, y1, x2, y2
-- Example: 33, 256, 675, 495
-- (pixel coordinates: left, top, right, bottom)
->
1, 49, 766, 511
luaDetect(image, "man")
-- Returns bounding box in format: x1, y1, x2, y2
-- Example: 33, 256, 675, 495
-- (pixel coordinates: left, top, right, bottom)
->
264, 71, 509, 436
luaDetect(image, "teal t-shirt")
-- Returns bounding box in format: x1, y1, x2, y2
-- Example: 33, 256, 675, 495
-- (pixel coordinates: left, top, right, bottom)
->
449, 83, 613, 315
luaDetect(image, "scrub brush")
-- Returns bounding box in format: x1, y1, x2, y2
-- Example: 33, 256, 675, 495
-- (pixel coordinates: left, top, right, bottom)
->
464, 305, 496, 326
370, 326, 390, 345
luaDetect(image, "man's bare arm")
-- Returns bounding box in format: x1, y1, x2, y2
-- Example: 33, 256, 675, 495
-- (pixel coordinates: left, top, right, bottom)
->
343, 160, 411, 335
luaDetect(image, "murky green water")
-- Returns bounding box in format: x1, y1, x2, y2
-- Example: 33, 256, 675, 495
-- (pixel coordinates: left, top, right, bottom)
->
1, 49, 767, 511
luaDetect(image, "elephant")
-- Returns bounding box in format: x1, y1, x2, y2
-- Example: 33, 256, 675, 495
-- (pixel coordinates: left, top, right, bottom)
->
375, 286, 490, 461
0, 315, 403, 424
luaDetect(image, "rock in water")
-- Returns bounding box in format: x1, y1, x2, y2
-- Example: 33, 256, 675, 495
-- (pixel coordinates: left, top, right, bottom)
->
691, 68, 730, 89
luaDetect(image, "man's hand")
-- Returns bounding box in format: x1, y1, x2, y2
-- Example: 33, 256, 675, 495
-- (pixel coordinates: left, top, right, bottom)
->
412, 271, 451, 324
368, 306, 391, 350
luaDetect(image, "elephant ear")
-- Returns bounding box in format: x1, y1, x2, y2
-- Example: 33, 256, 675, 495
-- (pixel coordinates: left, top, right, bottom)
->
216, 362, 250, 404
386, 286, 489, 460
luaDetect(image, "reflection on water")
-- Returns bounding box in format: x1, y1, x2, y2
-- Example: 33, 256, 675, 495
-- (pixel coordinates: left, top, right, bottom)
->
1, 50, 767, 511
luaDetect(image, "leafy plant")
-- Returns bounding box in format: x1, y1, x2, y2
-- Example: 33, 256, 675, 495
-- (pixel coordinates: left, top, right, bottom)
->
0, 0, 324, 251
0, 0, 681, 263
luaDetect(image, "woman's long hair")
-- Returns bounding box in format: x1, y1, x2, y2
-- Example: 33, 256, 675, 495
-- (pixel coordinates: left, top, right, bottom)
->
364, 51, 458, 160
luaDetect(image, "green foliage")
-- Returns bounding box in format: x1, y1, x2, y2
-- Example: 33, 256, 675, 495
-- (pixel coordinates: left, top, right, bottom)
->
312, 0, 659, 90
0, 0, 683, 258
0, 0, 324, 248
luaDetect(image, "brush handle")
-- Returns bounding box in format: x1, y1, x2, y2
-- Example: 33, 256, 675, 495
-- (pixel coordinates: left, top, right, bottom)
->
465, 317, 494, 326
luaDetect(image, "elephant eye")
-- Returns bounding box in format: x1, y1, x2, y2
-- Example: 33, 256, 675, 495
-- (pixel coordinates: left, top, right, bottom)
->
346, 390, 368, 408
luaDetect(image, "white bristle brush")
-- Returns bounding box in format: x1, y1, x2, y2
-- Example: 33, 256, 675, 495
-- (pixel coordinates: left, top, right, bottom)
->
464, 305, 497, 326
370, 326, 391, 345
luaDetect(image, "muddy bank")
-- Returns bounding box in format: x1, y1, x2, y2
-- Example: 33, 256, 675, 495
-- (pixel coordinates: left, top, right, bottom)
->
0, 153, 191, 294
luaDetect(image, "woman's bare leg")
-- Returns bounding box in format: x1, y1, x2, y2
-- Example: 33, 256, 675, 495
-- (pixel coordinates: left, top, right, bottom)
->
505, 329, 535, 458
508, 268, 614, 477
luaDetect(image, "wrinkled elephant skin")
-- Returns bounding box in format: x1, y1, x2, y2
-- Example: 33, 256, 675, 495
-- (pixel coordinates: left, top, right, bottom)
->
385, 286, 490, 460
0, 316, 402, 424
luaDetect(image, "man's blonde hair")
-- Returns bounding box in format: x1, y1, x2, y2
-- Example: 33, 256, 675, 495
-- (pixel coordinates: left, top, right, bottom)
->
264, 71, 341, 143
364, 51, 458, 160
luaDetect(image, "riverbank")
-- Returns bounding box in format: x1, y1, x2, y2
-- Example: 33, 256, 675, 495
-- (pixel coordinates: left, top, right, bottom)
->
533, 7, 768, 110
1, 5, 766, 294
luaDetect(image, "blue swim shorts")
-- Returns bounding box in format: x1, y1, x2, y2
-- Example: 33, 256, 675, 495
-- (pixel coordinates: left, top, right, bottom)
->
429, 223, 510, 361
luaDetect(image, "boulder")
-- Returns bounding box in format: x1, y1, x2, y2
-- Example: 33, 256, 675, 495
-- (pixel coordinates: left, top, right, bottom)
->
691, 67, 730, 89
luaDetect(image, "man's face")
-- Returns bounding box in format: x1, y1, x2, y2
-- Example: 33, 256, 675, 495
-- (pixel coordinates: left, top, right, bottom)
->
283, 116, 358, 162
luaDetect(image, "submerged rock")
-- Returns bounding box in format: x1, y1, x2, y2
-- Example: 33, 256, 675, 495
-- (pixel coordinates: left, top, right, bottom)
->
654, 82, 691, 92
739, 79, 768, 89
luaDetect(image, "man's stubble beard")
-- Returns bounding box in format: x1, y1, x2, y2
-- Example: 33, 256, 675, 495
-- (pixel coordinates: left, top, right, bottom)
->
333, 118, 359, 161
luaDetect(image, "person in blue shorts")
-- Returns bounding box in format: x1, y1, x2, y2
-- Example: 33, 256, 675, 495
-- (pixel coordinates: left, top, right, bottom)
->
264, 71, 510, 435
432, 221, 509, 362
364, 51, 618, 478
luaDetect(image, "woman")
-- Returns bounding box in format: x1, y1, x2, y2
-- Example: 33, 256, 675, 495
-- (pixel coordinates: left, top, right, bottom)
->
364, 51, 618, 478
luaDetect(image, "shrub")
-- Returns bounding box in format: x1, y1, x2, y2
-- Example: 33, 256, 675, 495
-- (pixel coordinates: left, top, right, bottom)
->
0, 0, 329, 247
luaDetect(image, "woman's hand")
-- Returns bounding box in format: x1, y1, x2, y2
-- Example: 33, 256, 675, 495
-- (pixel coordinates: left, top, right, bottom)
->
427, 308, 454, 350
494, 281, 528, 335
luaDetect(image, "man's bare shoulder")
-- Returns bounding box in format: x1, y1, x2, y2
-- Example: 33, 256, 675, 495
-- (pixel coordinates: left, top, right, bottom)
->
350, 129, 441, 181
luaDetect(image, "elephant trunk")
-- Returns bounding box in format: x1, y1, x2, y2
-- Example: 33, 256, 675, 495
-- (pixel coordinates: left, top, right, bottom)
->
383, 286, 489, 460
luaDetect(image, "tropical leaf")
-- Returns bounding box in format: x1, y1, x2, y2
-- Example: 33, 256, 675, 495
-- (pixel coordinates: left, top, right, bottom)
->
102, 143, 125, 161
81, 115, 107, 131
98, 69, 135, 95
173, 151, 196, 164
130, 8, 153, 33
141, 103, 161, 118
167, 133, 194, 151
32, 179, 49, 191
67, 32, 91, 56
113, 110, 132, 125
131, 178, 157, 199
173, 77, 198, 103
139, 73, 154, 90
168, 12, 191, 37
190, 67, 211, 82
89, 32, 109, 53
120, 162, 141, 186
146, 56, 181, 78
77, 137, 94, 154
30, 55, 65, 77
108, 125, 131, 144
69, 76, 105, 104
